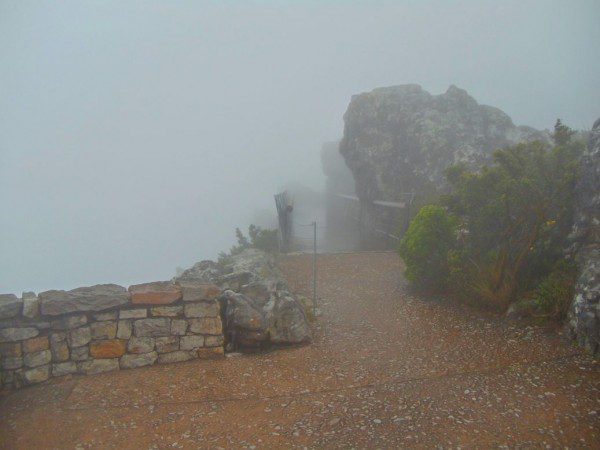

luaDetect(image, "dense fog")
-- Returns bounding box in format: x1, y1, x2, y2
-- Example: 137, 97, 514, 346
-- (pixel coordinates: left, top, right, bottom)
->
1, 0, 598, 294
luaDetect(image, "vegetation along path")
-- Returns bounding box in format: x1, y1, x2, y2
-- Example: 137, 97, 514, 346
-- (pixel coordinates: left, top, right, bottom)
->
1, 252, 598, 448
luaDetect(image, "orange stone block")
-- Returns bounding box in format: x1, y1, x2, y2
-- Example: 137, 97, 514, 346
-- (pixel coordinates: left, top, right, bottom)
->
89, 339, 127, 358
129, 281, 182, 305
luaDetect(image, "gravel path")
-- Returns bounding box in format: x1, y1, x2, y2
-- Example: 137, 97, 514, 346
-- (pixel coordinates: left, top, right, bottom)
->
1, 252, 598, 448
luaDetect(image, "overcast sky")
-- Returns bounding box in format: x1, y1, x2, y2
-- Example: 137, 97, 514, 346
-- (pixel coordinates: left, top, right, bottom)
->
1, 0, 598, 294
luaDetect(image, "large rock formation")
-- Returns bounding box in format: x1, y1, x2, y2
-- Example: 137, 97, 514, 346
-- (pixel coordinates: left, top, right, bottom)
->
339, 84, 549, 202
568, 118, 600, 353
175, 248, 312, 350
334, 84, 551, 248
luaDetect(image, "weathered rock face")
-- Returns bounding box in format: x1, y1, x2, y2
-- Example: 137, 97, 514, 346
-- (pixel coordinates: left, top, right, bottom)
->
222, 290, 269, 348
339, 84, 549, 202
175, 249, 312, 351
266, 296, 312, 344
39, 284, 129, 316
568, 118, 600, 354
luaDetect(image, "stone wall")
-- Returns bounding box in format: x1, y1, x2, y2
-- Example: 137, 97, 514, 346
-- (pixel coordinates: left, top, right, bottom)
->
0, 280, 224, 391
568, 118, 600, 354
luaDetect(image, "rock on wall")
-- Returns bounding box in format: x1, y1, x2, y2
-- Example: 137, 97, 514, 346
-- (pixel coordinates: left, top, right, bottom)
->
339, 84, 549, 202
568, 118, 600, 353
0, 280, 224, 390
175, 248, 312, 351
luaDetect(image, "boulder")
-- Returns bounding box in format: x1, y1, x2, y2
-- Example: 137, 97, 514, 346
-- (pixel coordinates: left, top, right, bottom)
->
265, 296, 311, 344
0, 294, 21, 320
337, 84, 550, 245
177, 249, 312, 352
40, 284, 129, 316
340, 84, 550, 201
129, 282, 181, 305
174, 260, 222, 284
222, 290, 268, 349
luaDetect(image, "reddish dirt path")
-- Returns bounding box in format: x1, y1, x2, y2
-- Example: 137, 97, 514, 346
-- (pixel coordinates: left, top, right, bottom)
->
1, 252, 599, 448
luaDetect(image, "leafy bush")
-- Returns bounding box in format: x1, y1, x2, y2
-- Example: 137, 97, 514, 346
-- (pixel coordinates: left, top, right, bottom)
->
224, 224, 279, 258
531, 259, 578, 320
247, 224, 279, 253
398, 205, 457, 291
401, 120, 584, 314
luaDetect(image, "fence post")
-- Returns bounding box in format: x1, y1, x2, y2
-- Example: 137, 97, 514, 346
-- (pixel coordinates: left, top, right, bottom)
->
312, 221, 317, 317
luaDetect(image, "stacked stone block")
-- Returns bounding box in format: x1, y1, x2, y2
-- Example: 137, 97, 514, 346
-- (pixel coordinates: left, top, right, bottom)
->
0, 280, 224, 391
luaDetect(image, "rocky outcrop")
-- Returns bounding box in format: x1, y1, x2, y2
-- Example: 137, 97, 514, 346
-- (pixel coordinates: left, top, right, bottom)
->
568, 118, 600, 354
339, 84, 549, 202
175, 248, 312, 351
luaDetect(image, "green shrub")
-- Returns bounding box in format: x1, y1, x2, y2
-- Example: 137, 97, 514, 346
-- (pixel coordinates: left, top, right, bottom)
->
400, 120, 583, 315
440, 122, 582, 309
247, 224, 279, 253
398, 205, 457, 291
225, 224, 279, 259
531, 259, 578, 320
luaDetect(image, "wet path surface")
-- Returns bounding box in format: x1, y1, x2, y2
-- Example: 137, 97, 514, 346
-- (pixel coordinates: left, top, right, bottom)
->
1, 252, 599, 448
